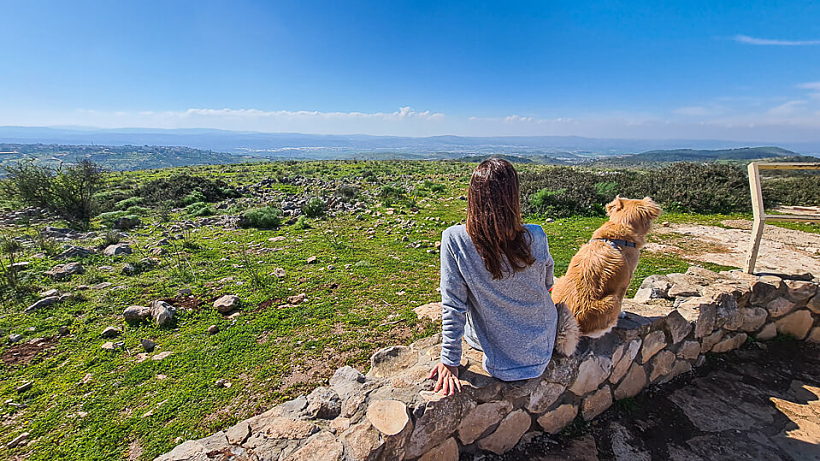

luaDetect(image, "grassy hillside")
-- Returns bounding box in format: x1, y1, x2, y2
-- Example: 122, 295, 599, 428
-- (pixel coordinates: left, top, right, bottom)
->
597, 146, 797, 166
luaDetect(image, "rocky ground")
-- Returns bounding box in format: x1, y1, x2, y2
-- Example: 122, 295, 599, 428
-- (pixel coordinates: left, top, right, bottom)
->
484, 339, 820, 461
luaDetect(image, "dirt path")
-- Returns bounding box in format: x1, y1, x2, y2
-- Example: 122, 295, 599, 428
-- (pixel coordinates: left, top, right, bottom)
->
476, 341, 820, 461
644, 219, 820, 276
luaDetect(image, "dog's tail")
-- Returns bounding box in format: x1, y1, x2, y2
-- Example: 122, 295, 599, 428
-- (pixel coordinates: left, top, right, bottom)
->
554, 304, 580, 356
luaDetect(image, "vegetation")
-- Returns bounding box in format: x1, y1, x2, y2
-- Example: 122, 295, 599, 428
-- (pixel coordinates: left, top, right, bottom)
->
240, 206, 283, 228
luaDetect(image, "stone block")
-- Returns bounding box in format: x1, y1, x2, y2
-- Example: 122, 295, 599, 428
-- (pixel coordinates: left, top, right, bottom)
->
476, 409, 531, 455
341, 422, 383, 461
785, 280, 816, 305
649, 350, 676, 382
419, 438, 458, 461
676, 341, 700, 361
536, 403, 578, 434
367, 346, 417, 378
750, 276, 783, 305
766, 297, 796, 318
614, 363, 646, 400
569, 355, 612, 395
639, 331, 667, 364
808, 327, 820, 343
405, 395, 471, 459
710, 333, 747, 354
757, 323, 777, 340
808, 290, 820, 314
700, 329, 725, 353
664, 310, 692, 344
289, 431, 344, 461
414, 302, 442, 322
775, 310, 813, 340
458, 401, 513, 445
582, 386, 612, 421
609, 339, 641, 384
739, 307, 768, 332
677, 298, 716, 338
525, 382, 566, 414
669, 283, 701, 298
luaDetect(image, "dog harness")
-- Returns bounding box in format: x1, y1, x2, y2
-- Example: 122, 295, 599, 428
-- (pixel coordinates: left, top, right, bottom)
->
592, 238, 637, 251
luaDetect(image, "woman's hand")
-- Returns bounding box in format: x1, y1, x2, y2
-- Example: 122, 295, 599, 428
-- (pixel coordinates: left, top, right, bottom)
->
428, 362, 461, 395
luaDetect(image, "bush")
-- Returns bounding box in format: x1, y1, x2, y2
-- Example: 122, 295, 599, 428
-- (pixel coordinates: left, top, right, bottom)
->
115, 196, 144, 210
240, 206, 282, 229
302, 197, 326, 218
430, 184, 445, 193
0, 158, 105, 227
183, 190, 207, 205
335, 184, 358, 202
184, 202, 215, 217
293, 215, 311, 230
137, 173, 236, 207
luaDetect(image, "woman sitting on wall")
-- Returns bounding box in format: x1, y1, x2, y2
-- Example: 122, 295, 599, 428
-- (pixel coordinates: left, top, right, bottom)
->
429, 158, 577, 394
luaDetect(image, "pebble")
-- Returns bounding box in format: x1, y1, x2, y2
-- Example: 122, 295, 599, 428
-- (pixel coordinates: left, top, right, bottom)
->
101, 326, 121, 338
215, 379, 232, 388
6, 432, 29, 449
207, 325, 220, 335
16, 382, 32, 393
9, 334, 23, 343
58, 326, 70, 335
306, 256, 318, 264
141, 339, 156, 352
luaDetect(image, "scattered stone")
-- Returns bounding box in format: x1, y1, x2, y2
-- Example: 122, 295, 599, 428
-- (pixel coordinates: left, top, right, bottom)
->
9, 333, 23, 343
477, 409, 531, 455
305, 386, 341, 419
458, 400, 513, 445
113, 216, 141, 230
45, 262, 84, 280
215, 379, 232, 389
582, 386, 613, 420
273, 267, 286, 278
123, 305, 151, 323
57, 326, 70, 336
103, 243, 132, 256
25, 296, 59, 313
639, 331, 667, 363
122, 263, 136, 275
766, 297, 796, 318
207, 325, 219, 335
537, 403, 578, 433
16, 382, 32, 393
177, 288, 192, 296
91, 282, 112, 290
775, 310, 813, 340
40, 288, 59, 297
6, 432, 29, 449
150, 300, 176, 326
213, 295, 241, 313
58, 246, 94, 259
101, 326, 121, 338
141, 339, 156, 353
101, 341, 117, 350
306, 256, 318, 264
419, 437, 458, 461
614, 363, 647, 400
287, 293, 307, 305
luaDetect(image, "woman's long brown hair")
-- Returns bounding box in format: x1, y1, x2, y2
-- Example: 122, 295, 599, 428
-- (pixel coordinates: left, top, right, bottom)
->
466, 158, 535, 279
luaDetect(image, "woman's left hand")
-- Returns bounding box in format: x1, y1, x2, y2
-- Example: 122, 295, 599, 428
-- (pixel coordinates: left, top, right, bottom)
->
428, 362, 461, 395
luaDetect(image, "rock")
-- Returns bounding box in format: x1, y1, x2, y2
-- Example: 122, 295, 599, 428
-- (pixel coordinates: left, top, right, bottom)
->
6, 432, 29, 449
40, 288, 59, 297
662, 360, 692, 383
273, 267, 286, 278
213, 295, 240, 313
476, 409, 531, 455
419, 437, 458, 461
757, 323, 777, 340
16, 382, 32, 393
25, 296, 59, 313
151, 300, 176, 327
640, 275, 672, 295
649, 350, 676, 382
58, 246, 95, 259
610, 339, 642, 384
569, 354, 612, 395
367, 346, 417, 378
101, 326, 120, 338
775, 310, 813, 340
366, 400, 410, 436
632, 287, 667, 303
582, 386, 613, 420
340, 421, 383, 460
122, 263, 136, 275
287, 293, 307, 304
91, 282, 112, 290
45, 262, 83, 280
526, 382, 566, 414
750, 276, 783, 305
103, 244, 132, 256
207, 325, 219, 335
225, 420, 250, 445
414, 302, 442, 322
676, 341, 700, 361
669, 283, 701, 298
807, 327, 820, 343
677, 298, 717, 338
722, 309, 744, 331
711, 333, 748, 353
664, 310, 692, 344
405, 395, 469, 459
288, 431, 344, 461
766, 297, 796, 318
263, 417, 319, 439
57, 326, 70, 335
141, 339, 156, 352
784, 280, 816, 305
306, 386, 341, 419
537, 403, 578, 434
101, 341, 118, 350
306, 256, 318, 264
9, 333, 23, 343
123, 305, 151, 322
330, 366, 365, 398
639, 331, 667, 363
330, 417, 351, 434
458, 400, 513, 445
700, 329, 725, 353
113, 216, 141, 230
739, 307, 768, 332
614, 363, 647, 400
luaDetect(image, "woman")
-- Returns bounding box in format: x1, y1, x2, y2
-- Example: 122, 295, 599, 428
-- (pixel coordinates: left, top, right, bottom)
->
429, 158, 570, 395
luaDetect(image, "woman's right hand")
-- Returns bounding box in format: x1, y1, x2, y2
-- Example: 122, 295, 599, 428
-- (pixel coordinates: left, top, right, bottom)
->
428, 362, 461, 395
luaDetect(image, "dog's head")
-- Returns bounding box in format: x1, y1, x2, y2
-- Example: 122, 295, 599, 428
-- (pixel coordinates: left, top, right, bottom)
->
606, 196, 662, 232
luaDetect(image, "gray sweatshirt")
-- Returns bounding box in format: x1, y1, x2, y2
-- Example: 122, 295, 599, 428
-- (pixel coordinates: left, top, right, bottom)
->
439, 224, 557, 381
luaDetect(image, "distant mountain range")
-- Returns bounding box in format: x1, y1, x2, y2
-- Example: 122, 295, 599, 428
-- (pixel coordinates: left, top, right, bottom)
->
1, 126, 819, 159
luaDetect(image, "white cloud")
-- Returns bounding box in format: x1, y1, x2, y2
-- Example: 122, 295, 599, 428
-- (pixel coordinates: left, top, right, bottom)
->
733, 34, 820, 46
165, 106, 444, 121
798, 82, 820, 90
768, 100, 808, 116
674, 106, 712, 116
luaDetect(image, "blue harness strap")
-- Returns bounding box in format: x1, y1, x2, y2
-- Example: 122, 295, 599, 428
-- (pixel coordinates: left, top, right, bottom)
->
592, 238, 637, 251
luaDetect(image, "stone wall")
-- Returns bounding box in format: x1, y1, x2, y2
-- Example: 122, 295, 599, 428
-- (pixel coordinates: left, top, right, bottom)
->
157, 268, 820, 461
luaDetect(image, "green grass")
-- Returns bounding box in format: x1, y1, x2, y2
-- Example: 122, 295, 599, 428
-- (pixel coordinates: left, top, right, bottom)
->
0, 160, 774, 459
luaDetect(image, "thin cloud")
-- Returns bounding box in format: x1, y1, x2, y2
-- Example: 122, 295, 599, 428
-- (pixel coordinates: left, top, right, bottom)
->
173, 106, 444, 121
797, 82, 820, 90
733, 34, 820, 46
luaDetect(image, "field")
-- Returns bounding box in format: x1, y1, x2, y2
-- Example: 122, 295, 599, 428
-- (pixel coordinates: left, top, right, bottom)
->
0, 160, 816, 460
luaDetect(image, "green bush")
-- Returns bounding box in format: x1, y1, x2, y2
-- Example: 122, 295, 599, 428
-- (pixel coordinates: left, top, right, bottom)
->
115, 196, 144, 210
293, 215, 311, 230
137, 173, 236, 207
302, 197, 326, 218
183, 191, 207, 205
430, 184, 445, 193
125, 205, 150, 215
240, 206, 282, 228
184, 202, 215, 217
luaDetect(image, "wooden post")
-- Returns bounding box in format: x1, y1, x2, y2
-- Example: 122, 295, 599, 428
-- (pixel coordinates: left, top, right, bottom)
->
744, 162, 765, 274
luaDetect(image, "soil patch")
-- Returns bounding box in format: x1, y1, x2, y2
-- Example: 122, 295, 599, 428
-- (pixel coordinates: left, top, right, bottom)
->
1, 336, 58, 366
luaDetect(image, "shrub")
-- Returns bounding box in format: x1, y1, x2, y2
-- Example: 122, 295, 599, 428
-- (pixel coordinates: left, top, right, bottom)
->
0, 158, 105, 227
115, 196, 144, 210
430, 184, 445, 193
293, 215, 311, 230
335, 184, 358, 202
137, 173, 236, 207
183, 190, 207, 205
184, 202, 215, 217
240, 206, 282, 229
302, 197, 326, 218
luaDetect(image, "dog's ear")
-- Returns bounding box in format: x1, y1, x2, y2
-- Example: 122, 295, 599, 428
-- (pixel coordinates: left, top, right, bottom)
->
642, 197, 662, 219
606, 196, 624, 216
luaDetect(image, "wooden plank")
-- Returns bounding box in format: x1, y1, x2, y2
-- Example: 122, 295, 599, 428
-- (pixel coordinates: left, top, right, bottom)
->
764, 214, 820, 222
756, 163, 820, 170
745, 163, 766, 274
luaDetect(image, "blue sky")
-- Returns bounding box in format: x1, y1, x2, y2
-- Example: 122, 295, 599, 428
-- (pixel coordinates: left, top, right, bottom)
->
1, 0, 819, 140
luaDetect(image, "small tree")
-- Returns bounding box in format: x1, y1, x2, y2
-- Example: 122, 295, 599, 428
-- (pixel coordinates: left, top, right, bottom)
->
1, 158, 106, 227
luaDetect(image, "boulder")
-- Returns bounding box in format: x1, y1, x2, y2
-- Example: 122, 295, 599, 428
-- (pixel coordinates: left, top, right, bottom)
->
458, 400, 513, 445
614, 364, 647, 400
25, 296, 59, 313
103, 244, 132, 256
639, 331, 667, 363
476, 409, 531, 454
582, 386, 613, 420
774, 310, 813, 340
150, 300, 176, 327
537, 403, 578, 434
45, 262, 84, 280
766, 297, 796, 318
213, 295, 240, 313
57, 246, 94, 259
124, 305, 151, 323
101, 326, 120, 338
569, 354, 612, 395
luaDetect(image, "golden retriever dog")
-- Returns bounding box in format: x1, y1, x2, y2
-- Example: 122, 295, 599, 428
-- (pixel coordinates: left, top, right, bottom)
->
552, 196, 661, 337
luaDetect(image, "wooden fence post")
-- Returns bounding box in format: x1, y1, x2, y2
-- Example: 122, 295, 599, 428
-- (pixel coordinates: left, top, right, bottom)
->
744, 162, 765, 274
